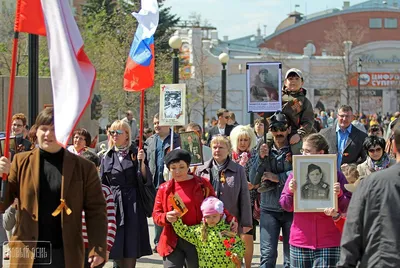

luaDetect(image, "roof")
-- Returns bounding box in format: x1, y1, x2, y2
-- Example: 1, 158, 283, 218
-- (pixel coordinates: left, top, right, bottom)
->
264, 2, 400, 43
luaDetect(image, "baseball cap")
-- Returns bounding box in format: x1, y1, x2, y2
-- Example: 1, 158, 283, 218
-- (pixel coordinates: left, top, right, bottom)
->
285, 68, 303, 80
269, 112, 288, 127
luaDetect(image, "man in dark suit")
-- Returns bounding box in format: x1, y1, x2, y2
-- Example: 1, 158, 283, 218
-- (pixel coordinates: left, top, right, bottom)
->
338, 122, 400, 267
320, 105, 367, 168
206, 108, 234, 145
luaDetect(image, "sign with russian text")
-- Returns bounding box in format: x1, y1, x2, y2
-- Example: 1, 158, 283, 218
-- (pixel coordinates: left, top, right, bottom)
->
349, 73, 400, 88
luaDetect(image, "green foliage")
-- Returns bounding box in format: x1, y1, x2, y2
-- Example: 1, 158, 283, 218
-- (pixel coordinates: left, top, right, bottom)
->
77, 0, 179, 123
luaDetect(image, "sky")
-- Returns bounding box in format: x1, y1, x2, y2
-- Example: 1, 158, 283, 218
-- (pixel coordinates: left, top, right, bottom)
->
164, 0, 367, 40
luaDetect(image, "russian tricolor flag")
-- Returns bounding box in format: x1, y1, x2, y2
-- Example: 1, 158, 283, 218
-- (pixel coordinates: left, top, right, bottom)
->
123, 0, 159, 91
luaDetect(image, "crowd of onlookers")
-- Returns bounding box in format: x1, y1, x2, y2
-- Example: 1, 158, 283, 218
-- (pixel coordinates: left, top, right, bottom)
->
1, 67, 400, 268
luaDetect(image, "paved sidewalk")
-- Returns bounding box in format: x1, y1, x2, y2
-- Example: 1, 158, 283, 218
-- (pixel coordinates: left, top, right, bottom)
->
2, 218, 285, 267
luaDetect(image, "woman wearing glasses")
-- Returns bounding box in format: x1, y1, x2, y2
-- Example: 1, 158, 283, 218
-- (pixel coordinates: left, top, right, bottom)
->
280, 134, 352, 267
100, 120, 152, 267
357, 136, 395, 180
67, 128, 91, 155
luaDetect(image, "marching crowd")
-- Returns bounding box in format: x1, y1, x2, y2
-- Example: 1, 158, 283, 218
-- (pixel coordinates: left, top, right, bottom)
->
0, 68, 399, 268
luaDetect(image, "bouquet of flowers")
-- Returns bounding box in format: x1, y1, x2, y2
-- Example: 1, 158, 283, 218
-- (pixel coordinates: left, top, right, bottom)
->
223, 237, 242, 267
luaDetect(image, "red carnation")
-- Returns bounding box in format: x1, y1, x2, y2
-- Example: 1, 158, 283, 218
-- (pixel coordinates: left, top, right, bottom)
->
225, 251, 232, 257
230, 238, 235, 244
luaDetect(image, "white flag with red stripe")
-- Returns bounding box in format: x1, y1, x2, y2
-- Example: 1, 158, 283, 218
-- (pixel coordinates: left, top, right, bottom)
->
41, 0, 96, 145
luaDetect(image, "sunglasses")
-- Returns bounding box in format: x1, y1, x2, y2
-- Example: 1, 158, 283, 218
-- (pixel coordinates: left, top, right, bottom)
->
368, 147, 382, 154
109, 130, 124, 136
224, 116, 230, 119
270, 125, 288, 132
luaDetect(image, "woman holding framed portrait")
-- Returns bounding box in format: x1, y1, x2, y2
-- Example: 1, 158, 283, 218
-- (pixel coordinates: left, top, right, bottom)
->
279, 133, 352, 267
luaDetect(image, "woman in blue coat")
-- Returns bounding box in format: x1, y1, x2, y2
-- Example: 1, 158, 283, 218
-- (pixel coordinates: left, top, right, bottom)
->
101, 120, 152, 267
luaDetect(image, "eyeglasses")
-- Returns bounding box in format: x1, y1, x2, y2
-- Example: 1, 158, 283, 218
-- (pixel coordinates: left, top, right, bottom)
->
109, 130, 124, 136
270, 125, 287, 132
224, 116, 230, 119
12, 124, 23, 128
368, 147, 382, 154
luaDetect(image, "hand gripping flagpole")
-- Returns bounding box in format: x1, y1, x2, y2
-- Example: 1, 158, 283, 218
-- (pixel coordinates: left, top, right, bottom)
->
2, 31, 19, 202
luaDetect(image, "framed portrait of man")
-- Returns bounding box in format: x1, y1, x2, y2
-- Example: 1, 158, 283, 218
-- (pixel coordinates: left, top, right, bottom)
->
159, 84, 186, 126
179, 131, 203, 166
246, 62, 282, 112
293, 155, 338, 212
0, 136, 17, 157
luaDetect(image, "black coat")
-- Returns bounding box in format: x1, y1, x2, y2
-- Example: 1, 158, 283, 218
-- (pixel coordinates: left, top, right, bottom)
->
338, 163, 400, 267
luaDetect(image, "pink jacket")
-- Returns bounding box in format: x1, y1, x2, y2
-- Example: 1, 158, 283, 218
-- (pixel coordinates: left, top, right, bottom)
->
279, 171, 351, 249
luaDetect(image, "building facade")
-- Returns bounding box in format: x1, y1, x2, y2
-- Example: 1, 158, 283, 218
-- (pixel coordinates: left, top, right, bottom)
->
174, 0, 400, 125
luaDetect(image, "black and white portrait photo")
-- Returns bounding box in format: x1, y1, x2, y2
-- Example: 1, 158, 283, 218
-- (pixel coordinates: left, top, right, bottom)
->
159, 84, 186, 126
180, 131, 203, 166
164, 91, 182, 119
293, 155, 337, 212
301, 164, 330, 200
246, 62, 282, 112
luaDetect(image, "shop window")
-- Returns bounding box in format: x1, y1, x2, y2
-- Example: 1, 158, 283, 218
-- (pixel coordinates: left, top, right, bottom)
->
384, 18, 398, 29
369, 18, 382, 29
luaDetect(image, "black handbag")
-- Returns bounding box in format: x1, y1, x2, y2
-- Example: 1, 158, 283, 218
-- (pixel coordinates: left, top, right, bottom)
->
136, 165, 156, 218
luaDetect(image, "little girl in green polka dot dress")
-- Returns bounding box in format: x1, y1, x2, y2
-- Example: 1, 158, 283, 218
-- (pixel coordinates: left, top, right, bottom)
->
172, 196, 245, 268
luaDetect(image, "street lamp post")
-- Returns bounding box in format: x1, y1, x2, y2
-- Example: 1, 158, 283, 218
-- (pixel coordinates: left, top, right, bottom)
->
169, 36, 182, 84
219, 53, 229, 108
357, 58, 362, 114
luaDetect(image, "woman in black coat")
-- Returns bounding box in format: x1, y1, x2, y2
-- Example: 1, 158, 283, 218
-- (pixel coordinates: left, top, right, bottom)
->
100, 120, 152, 267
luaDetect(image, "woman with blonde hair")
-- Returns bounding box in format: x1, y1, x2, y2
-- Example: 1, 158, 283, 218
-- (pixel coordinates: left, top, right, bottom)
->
196, 128, 254, 268
100, 120, 152, 267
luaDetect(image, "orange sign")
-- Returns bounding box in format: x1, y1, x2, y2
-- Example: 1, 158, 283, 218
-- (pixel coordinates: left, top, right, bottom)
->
349, 73, 400, 87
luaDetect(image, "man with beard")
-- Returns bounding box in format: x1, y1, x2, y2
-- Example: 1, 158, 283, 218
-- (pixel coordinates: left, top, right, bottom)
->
164, 93, 182, 119
250, 68, 279, 102
250, 112, 293, 268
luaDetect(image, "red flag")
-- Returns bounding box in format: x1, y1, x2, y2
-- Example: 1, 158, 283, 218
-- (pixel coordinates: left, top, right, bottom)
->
14, 0, 46, 35
13, 0, 96, 146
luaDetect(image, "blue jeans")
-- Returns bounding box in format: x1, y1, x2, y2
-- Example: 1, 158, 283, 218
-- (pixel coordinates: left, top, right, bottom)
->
260, 210, 293, 268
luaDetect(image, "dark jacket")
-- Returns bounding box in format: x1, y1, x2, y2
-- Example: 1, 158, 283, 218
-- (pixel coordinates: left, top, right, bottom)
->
250, 142, 292, 212
195, 159, 253, 230
144, 133, 180, 188
338, 163, 400, 268
281, 88, 314, 138
319, 124, 368, 165
206, 124, 234, 146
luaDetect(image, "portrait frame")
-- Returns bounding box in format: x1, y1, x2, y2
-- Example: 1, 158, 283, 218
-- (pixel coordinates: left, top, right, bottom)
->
246, 62, 282, 112
0, 136, 17, 157
159, 84, 186, 126
179, 131, 203, 166
293, 155, 338, 212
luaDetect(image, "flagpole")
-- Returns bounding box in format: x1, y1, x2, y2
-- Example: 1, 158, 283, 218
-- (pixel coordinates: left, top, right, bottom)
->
1, 32, 20, 201
139, 89, 145, 149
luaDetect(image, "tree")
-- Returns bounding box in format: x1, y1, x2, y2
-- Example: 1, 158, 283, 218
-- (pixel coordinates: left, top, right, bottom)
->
78, 1, 179, 124
323, 17, 368, 110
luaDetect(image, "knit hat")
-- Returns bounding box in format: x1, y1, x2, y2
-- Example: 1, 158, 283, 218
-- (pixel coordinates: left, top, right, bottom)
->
307, 164, 320, 174
164, 149, 191, 168
200, 196, 224, 217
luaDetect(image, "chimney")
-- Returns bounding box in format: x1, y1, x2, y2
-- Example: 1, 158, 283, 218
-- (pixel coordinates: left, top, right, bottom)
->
257, 26, 261, 37
211, 30, 219, 46
343, 1, 350, 9
223, 36, 229, 42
